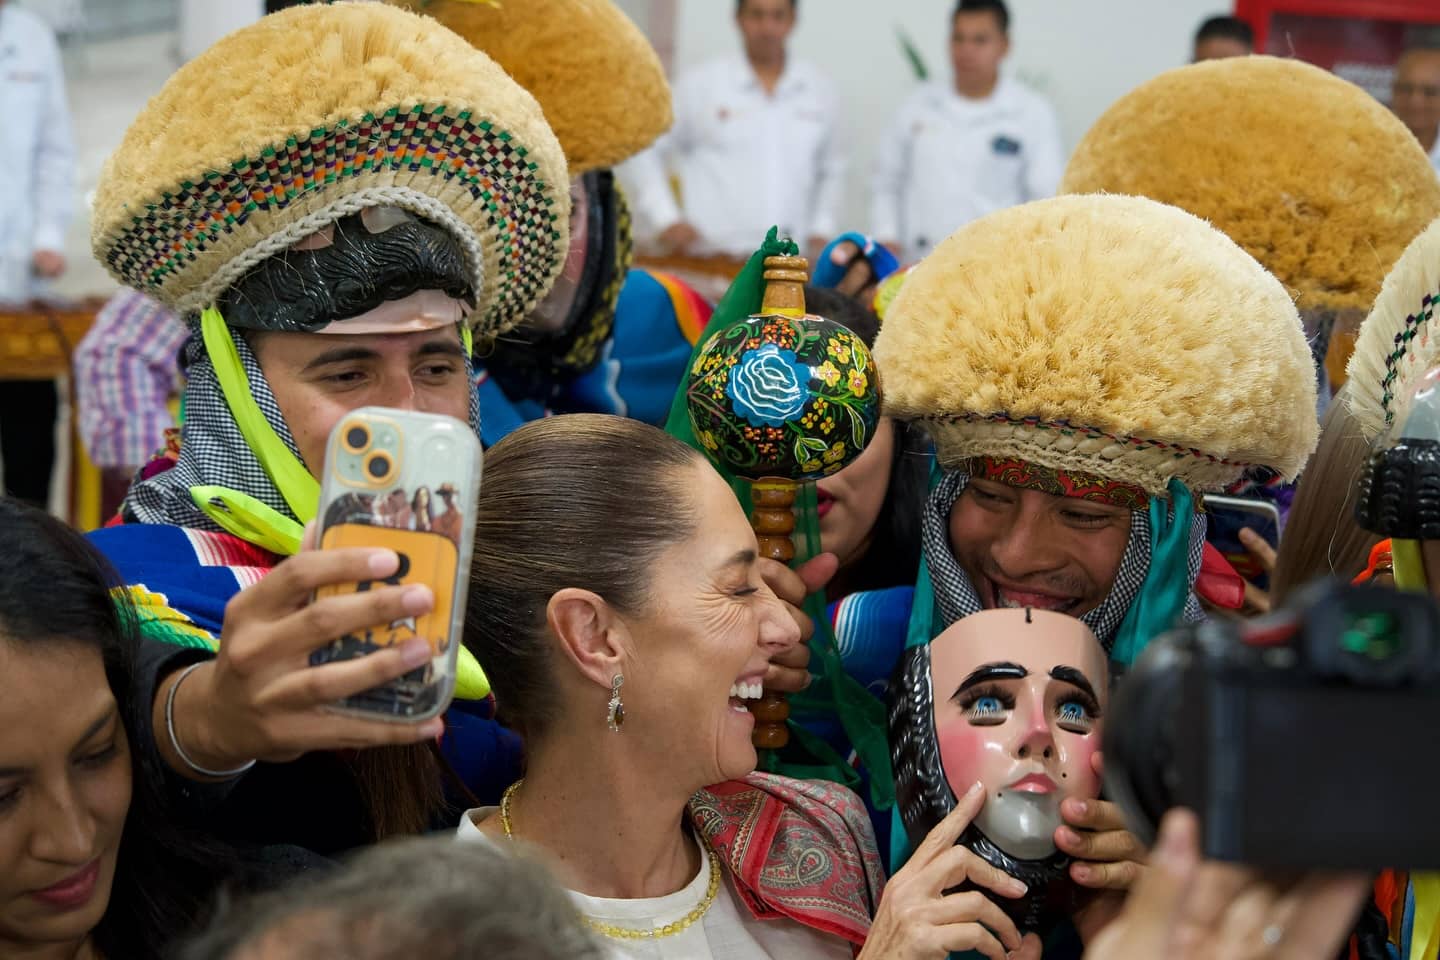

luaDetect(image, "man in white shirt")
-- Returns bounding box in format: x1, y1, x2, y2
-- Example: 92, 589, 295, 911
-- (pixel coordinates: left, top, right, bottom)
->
0, 0, 76, 509
1393, 44, 1440, 176
621, 0, 844, 260
871, 0, 1063, 262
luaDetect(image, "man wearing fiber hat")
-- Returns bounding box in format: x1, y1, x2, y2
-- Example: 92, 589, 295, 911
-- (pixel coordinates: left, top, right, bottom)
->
394, 0, 715, 445
1342, 214, 1440, 960
862, 194, 1318, 932
1061, 55, 1440, 406
84, 3, 571, 852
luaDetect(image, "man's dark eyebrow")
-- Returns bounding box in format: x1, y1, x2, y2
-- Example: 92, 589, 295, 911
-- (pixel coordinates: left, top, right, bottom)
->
1050, 665, 1099, 703
416, 339, 466, 359
301, 347, 379, 372
955, 661, 1027, 698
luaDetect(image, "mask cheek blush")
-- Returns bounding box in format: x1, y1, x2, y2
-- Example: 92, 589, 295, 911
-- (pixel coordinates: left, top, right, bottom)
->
936, 717, 993, 797
1058, 734, 1102, 797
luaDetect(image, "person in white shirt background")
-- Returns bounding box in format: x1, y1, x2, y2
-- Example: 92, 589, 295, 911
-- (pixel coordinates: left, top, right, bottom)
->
870, 0, 1063, 264
1392, 44, 1440, 176
0, 0, 76, 509
620, 0, 845, 261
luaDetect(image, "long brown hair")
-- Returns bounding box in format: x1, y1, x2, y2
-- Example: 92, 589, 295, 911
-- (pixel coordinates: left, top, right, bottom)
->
464, 414, 703, 743
345, 745, 447, 840
1271, 387, 1381, 602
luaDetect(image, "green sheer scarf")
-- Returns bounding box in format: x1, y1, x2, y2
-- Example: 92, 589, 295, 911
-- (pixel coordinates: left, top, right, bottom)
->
663, 229, 894, 812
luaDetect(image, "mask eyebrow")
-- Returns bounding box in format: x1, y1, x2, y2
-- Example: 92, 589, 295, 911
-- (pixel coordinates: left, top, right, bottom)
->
1050, 665, 1099, 705
954, 661, 1027, 699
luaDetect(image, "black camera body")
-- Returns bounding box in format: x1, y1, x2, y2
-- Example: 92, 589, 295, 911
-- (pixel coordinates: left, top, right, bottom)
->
1105, 581, 1440, 870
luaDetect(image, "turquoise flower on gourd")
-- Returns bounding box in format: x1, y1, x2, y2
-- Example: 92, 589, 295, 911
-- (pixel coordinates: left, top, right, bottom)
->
726, 342, 810, 428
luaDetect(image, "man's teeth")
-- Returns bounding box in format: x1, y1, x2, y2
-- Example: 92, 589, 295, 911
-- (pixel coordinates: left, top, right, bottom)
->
728, 681, 763, 700
997, 590, 1071, 611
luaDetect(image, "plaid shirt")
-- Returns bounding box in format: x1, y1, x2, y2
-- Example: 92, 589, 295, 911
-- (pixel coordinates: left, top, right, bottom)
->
74, 289, 186, 468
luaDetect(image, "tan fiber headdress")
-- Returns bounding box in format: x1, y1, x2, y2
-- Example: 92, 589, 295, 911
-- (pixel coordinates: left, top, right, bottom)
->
872, 195, 1319, 496
92, 2, 570, 337
1061, 57, 1440, 314
391, 0, 672, 173
1346, 216, 1440, 440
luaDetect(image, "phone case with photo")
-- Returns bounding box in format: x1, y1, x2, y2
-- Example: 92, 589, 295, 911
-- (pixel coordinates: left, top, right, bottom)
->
310, 407, 481, 721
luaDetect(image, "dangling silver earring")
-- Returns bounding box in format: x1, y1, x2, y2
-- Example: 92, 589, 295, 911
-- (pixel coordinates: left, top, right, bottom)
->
606, 673, 626, 733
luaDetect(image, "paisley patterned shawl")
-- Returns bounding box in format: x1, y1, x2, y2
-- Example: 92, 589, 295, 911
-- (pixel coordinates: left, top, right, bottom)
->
689, 772, 885, 949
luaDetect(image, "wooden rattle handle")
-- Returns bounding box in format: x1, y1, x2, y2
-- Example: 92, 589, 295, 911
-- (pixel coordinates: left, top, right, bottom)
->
751, 480, 797, 563
749, 479, 796, 748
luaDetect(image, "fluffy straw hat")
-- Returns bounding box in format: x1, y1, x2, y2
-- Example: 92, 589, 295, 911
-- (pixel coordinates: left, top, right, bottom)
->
91, 2, 570, 338
872, 194, 1319, 496
391, 0, 672, 173
1062, 57, 1440, 314
1346, 216, 1440, 441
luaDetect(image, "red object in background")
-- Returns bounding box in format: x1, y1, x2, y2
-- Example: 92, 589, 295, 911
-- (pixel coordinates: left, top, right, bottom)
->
1235, 0, 1440, 103
1195, 542, 1246, 611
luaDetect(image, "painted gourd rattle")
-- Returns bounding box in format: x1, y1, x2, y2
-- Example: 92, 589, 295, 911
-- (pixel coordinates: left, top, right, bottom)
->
685, 255, 882, 748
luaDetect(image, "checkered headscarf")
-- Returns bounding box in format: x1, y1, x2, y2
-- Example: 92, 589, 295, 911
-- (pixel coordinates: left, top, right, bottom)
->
921, 469, 1206, 654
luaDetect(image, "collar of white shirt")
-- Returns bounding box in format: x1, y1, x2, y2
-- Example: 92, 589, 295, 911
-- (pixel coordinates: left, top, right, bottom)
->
730, 55, 811, 98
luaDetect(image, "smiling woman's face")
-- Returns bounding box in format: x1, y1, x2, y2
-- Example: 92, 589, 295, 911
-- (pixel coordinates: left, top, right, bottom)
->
929, 608, 1107, 859
0, 641, 130, 955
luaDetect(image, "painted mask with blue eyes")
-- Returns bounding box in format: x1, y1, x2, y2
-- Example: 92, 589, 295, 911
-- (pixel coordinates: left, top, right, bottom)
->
890, 607, 1110, 933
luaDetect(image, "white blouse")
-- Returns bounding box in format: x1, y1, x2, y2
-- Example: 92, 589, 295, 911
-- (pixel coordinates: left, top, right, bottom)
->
456, 808, 853, 960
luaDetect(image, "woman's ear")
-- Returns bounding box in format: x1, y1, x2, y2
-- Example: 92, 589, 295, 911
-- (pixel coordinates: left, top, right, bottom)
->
546, 588, 626, 691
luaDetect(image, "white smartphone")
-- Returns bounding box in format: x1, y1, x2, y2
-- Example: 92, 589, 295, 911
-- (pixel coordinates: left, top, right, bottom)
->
311, 407, 481, 721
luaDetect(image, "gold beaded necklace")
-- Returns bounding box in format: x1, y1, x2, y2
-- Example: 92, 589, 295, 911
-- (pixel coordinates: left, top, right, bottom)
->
499, 779, 722, 941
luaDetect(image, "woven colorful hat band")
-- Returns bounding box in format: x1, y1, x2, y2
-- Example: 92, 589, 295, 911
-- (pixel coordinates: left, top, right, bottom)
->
102, 102, 564, 335
967, 456, 1151, 510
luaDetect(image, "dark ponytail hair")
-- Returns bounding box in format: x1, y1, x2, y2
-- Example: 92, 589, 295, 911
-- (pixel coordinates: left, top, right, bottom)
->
0, 498, 234, 957
465, 415, 702, 744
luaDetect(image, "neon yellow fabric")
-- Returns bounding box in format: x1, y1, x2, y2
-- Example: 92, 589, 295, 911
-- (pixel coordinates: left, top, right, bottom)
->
199, 307, 321, 525
1411, 873, 1440, 960
1393, 539, 1427, 592
191, 485, 306, 557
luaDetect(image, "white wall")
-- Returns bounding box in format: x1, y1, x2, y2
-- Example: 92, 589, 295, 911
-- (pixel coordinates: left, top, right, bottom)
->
666, 0, 1227, 232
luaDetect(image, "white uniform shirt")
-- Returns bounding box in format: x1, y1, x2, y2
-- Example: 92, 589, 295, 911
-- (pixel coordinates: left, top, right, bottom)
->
456, 809, 851, 960
623, 56, 845, 258
871, 77, 1063, 261
0, 4, 75, 304
1429, 132, 1440, 176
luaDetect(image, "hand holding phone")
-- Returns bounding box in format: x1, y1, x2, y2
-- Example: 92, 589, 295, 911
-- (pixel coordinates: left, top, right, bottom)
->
159, 544, 446, 777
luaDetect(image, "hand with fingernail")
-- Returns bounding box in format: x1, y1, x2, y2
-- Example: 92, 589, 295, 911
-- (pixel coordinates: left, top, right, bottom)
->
153, 542, 447, 779
1081, 809, 1369, 960
757, 553, 836, 693
860, 782, 1042, 960
1055, 751, 1149, 943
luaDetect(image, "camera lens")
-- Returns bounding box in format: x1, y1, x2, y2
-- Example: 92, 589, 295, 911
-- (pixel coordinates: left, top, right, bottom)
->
345, 424, 369, 452
365, 452, 392, 482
